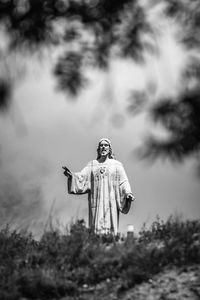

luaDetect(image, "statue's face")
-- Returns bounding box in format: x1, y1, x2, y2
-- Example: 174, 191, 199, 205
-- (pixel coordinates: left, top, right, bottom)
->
99, 140, 110, 157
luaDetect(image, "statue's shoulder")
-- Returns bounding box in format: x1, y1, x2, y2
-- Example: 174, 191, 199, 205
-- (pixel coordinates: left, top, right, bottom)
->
87, 160, 98, 166
110, 159, 123, 166
88, 159, 123, 166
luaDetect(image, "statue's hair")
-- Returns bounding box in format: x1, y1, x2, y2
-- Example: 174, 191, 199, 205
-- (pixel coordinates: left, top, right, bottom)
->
96, 138, 115, 160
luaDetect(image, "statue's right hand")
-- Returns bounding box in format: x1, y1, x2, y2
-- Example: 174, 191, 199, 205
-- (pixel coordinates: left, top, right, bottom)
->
62, 166, 72, 178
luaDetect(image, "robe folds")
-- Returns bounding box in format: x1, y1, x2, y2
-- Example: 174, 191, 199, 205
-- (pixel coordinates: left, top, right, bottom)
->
68, 159, 134, 235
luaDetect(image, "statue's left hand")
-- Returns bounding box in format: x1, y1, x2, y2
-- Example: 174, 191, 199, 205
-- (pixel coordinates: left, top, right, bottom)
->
126, 193, 135, 202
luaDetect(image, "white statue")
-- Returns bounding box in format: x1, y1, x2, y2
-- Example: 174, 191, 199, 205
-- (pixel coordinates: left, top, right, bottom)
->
63, 138, 135, 235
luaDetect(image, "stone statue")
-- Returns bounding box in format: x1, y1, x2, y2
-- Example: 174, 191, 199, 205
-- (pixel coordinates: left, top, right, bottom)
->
63, 138, 135, 235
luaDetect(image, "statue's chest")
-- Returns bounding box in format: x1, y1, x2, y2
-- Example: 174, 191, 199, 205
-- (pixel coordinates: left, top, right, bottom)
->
92, 165, 116, 181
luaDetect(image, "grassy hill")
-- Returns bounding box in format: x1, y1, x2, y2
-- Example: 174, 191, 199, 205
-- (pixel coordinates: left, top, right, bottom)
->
0, 216, 200, 299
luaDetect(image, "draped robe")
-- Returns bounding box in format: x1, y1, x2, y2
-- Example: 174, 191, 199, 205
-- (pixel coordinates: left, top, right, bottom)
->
68, 159, 133, 234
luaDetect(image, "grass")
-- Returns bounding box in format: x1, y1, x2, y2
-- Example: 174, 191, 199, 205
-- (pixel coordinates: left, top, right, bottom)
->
0, 216, 200, 299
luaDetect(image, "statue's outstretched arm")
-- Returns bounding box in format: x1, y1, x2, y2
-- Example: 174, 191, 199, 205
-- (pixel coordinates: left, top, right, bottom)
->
64, 162, 91, 195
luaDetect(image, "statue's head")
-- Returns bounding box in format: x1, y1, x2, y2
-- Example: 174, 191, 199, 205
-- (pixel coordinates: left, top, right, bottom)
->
97, 138, 115, 160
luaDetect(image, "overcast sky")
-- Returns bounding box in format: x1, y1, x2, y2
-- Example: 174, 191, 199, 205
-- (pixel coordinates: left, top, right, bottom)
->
0, 2, 200, 237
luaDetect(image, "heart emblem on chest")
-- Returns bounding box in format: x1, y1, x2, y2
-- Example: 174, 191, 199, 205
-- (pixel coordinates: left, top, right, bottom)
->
100, 166, 106, 174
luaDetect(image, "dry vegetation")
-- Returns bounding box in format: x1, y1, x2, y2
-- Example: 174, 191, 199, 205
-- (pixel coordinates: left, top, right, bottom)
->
0, 216, 200, 299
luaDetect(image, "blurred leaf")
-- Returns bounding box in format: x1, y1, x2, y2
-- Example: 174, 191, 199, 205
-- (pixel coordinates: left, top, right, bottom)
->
127, 90, 148, 115
54, 51, 87, 97
165, 0, 185, 18
115, 3, 153, 62
0, 78, 12, 111
140, 89, 200, 162
165, 0, 200, 48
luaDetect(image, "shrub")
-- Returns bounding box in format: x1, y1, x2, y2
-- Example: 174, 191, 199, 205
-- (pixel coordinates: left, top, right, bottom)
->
0, 215, 199, 298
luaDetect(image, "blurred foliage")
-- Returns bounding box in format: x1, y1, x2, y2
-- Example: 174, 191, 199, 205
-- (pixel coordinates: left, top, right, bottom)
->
0, 78, 11, 110
0, 216, 200, 299
54, 51, 87, 96
140, 89, 200, 161
165, 0, 200, 48
138, 0, 200, 168
0, 0, 200, 166
0, 0, 152, 100
140, 57, 200, 171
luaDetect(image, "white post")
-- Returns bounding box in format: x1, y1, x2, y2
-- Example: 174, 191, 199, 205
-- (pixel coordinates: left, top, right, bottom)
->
127, 224, 134, 240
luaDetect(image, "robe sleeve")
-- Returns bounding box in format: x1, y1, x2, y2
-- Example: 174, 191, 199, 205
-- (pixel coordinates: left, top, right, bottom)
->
117, 163, 134, 214
68, 163, 91, 195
